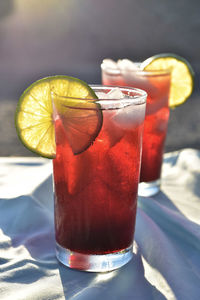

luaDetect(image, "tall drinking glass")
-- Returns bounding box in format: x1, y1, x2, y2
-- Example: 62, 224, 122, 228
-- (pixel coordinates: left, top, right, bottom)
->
51, 85, 146, 272
101, 62, 171, 196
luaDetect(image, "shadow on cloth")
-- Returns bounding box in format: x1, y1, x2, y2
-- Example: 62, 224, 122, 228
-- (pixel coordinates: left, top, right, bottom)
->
136, 194, 200, 300
0, 194, 55, 261
58, 249, 167, 300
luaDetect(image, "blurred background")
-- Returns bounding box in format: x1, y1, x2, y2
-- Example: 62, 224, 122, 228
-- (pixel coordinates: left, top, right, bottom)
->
0, 0, 199, 156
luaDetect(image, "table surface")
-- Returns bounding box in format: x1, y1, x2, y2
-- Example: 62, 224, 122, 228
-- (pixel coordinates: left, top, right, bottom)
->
0, 149, 200, 300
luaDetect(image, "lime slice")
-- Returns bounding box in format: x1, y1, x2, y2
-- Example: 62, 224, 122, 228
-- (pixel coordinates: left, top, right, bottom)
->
15, 75, 102, 158
140, 53, 194, 108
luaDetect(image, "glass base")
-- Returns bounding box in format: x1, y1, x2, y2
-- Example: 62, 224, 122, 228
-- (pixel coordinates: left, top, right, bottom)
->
138, 179, 161, 197
56, 242, 133, 272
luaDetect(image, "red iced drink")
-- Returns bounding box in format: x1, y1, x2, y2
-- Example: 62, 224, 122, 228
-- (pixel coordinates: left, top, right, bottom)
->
101, 60, 171, 194
52, 86, 146, 271
139, 75, 170, 182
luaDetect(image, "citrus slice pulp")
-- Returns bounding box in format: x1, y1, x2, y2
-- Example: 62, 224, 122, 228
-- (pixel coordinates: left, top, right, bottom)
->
140, 53, 194, 108
15, 76, 102, 158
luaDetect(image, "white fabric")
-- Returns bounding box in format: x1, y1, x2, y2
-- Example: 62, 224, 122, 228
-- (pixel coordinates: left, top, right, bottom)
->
0, 149, 200, 300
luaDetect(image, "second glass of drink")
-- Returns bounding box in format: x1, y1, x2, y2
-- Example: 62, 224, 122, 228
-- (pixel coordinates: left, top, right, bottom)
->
101, 60, 171, 196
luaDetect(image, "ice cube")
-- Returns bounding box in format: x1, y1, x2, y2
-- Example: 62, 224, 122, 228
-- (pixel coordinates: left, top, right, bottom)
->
117, 59, 139, 71
96, 89, 123, 100
101, 59, 120, 74
107, 88, 124, 99
97, 88, 127, 109
101, 58, 118, 69
112, 102, 146, 129
117, 59, 150, 89
96, 92, 109, 99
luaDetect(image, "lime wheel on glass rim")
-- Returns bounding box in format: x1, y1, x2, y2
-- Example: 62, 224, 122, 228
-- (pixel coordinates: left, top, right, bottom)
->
140, 53, 195, 108
15, 76, 103, 158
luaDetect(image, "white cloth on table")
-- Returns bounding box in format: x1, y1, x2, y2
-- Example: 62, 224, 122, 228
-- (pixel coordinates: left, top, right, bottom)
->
0, 148, 200, 300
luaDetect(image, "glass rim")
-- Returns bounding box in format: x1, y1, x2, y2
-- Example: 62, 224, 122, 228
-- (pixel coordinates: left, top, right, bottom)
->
51, 84, 147, 104
101, 61, 171, 76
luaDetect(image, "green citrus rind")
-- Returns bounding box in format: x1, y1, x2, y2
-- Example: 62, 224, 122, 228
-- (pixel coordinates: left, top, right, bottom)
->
15, 75, 102, 158
140, 53, 195, 108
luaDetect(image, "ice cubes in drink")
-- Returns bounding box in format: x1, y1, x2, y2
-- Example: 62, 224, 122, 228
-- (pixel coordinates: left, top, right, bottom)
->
117, 59, 140, 71
96, 87, 123, 101
101, 59, 120, 74
102, 58, 158, 99
113, 101, 146, 129
102, 58, 140, 72
97, 88, 146, 129
96, 88, 125, 109
107, 87, 124, 99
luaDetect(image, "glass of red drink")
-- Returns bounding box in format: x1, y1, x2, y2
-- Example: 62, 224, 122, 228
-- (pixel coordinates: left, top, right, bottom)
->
51, 85, 146, 272
101, 60, 171, 196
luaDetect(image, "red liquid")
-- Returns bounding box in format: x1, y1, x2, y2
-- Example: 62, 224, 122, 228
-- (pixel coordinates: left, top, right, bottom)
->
102, 71, 171, 182
53, 107, 144, 254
